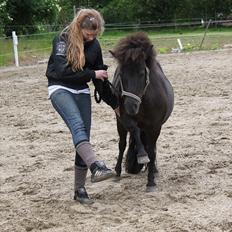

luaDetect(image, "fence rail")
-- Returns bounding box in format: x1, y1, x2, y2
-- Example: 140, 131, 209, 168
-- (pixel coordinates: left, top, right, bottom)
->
1, 18, 232, 31
0, 20, 232, 67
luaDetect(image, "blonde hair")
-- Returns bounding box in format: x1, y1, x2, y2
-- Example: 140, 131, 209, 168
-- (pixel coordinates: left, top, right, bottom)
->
63, 9, 105, 71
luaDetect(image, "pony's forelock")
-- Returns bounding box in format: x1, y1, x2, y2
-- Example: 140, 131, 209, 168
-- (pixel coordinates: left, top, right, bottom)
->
112, 32, 156, 66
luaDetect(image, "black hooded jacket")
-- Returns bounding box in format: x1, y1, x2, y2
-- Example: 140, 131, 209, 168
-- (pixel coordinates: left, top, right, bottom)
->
45, 33, 118, 109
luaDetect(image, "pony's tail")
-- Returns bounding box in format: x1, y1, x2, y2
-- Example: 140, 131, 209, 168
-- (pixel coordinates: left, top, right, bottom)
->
125, 136, 144, 174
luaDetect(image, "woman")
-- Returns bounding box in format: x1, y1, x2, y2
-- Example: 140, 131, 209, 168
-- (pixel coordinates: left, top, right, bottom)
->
46, 8, 118, 204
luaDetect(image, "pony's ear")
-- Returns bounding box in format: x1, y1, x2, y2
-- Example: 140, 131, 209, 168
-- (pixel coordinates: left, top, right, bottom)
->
145, 45, 155, 68
109, 50, 115, 57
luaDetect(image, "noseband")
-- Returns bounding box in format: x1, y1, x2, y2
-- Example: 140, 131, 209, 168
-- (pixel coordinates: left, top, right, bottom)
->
119, 67, 150, 104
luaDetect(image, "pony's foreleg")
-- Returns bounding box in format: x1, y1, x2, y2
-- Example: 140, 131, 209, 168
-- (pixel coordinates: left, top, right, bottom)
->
115, 118, 127, 177
145, 129, 161, 192
131, 127, 149, 164
146, 144, 157, 192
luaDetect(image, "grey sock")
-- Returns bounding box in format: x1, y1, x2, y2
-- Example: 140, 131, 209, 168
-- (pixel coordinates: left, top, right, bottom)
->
74, 166, 88, 191
76, 142, 97, 168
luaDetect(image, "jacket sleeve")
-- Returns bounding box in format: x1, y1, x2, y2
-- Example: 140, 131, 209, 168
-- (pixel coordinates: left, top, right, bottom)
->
51, 36, 95, 84
101, 80, 119, 109
92, 42, 119, 109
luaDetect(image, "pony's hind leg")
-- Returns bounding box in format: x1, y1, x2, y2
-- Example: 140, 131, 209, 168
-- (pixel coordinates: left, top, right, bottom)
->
115, 119, 127, 178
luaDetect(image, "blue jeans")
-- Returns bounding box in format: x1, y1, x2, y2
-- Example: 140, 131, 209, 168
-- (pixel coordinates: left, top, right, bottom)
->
50, 89, 91, 168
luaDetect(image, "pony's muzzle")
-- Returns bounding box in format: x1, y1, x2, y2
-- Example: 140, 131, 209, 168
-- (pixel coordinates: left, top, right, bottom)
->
124, 97, 141, 115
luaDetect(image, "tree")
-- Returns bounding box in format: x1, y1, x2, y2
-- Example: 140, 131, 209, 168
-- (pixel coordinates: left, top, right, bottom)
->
1, 0, 232, 36
3, 0, 59, 36
0, 1, 9, 35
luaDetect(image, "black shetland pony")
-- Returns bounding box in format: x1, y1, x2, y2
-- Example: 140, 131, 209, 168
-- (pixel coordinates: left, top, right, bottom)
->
110, 32, 174, 192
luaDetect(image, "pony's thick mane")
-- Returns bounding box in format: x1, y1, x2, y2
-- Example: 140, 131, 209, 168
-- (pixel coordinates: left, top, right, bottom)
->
112, 32, 156, 67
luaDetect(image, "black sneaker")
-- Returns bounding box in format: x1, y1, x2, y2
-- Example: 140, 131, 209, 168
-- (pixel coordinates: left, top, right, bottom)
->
74, 187, 94, 205
90, 161, 114, 183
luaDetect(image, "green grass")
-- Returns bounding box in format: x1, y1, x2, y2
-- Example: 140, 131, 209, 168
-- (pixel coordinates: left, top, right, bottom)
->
101, 28, 232, 53
0, 27, 232, 67
0, 32, 57, 67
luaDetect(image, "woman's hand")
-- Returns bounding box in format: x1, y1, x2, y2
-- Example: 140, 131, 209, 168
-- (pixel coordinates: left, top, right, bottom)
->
95, 70, 108, 81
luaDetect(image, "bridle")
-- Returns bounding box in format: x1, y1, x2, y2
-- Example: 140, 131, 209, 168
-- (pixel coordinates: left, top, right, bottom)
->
119, 66, 150, 104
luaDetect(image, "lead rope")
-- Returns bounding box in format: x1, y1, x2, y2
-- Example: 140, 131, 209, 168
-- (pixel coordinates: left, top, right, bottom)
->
94, 88, 101, 103
94, 79, 121, 104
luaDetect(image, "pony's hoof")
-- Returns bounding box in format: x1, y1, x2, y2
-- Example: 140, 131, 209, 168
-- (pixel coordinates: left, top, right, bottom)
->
113, 175, 121, 182
137, 155, 150, 164
146, 186, 156, 192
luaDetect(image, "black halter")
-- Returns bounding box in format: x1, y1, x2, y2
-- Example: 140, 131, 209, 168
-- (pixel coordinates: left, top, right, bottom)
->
94, 67, 150, 104
118, 67, 150, 104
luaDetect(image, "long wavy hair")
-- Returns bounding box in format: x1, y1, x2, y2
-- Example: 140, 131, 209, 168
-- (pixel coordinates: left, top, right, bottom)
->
62, 9, 105, 71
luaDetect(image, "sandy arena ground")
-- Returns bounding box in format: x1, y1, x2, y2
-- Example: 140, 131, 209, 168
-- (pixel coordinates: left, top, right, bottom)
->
0, 49, 232, 232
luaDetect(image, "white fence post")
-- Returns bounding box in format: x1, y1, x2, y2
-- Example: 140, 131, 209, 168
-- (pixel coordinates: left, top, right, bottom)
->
177, 38, 183, 51
12, 31, 19, 67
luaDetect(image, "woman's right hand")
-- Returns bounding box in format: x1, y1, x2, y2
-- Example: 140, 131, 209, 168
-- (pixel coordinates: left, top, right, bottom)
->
95, 70, 108, 81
